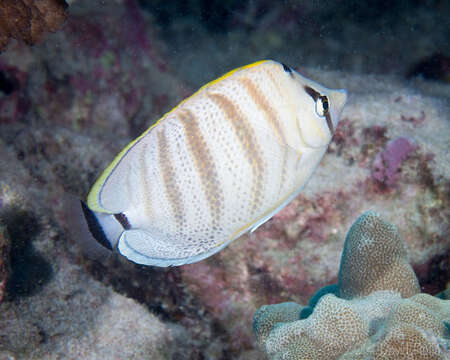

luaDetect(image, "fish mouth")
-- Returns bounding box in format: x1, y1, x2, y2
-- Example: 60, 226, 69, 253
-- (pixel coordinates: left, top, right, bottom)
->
329, 89, 348, 132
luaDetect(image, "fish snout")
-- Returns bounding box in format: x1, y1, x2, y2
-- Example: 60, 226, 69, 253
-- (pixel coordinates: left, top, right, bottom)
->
329, 89, 347, 133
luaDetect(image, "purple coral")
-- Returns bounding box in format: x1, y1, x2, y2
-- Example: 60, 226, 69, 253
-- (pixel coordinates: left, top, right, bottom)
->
371, 137, 416, 186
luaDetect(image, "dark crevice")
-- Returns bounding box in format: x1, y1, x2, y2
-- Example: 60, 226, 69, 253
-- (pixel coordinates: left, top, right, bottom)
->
1, 207, 53, 299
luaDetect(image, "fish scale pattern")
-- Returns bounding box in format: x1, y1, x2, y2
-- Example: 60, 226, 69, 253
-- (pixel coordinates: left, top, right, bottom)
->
253, 211, 450, 359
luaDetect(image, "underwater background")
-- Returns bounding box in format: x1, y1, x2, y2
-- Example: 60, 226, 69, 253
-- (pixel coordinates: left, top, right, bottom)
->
0, 0, 448, 359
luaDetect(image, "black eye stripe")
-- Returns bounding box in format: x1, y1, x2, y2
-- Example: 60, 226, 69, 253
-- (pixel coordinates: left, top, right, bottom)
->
304, 85, 320, 101
325, 113, 333, 134
304, 86, 334, 133
282, 63, 292, 73
320, 96, 329, 111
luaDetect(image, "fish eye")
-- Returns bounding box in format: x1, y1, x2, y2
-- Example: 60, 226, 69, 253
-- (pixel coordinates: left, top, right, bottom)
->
315, 95, 329, 117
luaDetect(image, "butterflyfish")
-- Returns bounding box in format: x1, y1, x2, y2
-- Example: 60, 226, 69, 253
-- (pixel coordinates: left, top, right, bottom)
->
74, 60, 347, 266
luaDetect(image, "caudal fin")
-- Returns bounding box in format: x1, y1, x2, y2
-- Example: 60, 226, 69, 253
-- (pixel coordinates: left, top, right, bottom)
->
61, 194, 123, 260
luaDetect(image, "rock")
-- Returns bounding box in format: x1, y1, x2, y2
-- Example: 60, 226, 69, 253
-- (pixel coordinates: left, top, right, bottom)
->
0, 259, 190, 359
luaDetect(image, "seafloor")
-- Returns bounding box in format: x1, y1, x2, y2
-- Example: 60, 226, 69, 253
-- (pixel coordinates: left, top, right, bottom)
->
0, 0, 448, 359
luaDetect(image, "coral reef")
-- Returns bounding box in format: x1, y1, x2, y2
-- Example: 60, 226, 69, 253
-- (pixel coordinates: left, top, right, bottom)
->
0, 0, 68, 51
256, 291, 449, 360
337, 210, 420, 299
253, 212, 450, 359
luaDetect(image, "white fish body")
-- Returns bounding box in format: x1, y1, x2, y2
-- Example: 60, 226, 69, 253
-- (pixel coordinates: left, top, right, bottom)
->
80, 60, 347, 266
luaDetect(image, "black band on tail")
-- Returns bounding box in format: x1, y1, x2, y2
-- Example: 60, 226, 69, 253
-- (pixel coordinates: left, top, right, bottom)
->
80, 200, 113, 251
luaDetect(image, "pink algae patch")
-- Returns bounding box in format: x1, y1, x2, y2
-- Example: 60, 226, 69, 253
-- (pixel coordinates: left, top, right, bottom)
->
371, 137, 417, 186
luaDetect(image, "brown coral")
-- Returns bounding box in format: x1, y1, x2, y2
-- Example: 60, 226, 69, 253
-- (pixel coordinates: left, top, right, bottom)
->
253, 302, 304, 345
253, 212, 450, 359
257, 291, 450, 360
338, 210, 421, 299
0, 0, 68, 51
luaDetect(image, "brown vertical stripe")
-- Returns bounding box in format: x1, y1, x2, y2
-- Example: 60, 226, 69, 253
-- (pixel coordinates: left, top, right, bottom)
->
268, 68, 308, 147
208, 92, 264, 213
296, 117, 309, 147
265, 69, 286, 106
239, 77, 286, 144
114, 213, 131, 230
139, 143, 154, 221
179, 109, 223, 226
157, 129, 185, 228
239, 77, 289, 195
